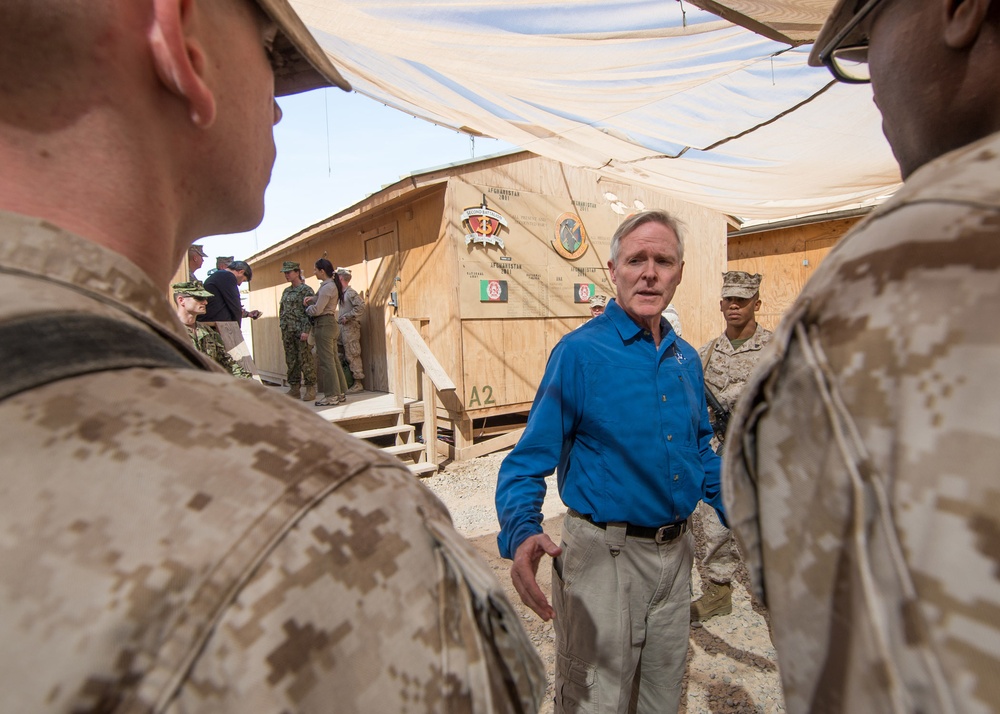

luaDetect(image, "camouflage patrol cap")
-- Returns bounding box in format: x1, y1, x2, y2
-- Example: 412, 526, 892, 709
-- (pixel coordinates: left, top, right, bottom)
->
172, 280, 213, 298
721, 271, 762, 299
589, 294, 607, 308
252, 0, 352, 95
188, 244, 208, 257
280, 261, 301, 272
335, 266, 352, 276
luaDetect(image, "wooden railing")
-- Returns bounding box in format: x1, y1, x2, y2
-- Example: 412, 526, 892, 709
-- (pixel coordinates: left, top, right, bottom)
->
389, 317, 458, 467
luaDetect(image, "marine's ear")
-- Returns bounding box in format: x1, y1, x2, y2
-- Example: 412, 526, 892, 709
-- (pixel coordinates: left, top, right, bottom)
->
943, 0, 992, 48
147, 0, 216, 128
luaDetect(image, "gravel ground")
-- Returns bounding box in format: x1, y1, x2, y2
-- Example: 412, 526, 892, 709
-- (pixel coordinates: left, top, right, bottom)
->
422, 449, 786, 714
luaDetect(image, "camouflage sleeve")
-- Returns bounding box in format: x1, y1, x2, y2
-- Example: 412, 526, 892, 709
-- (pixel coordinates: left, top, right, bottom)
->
168, 466, 546, 712
198, 326, 251, 379
343, 290, 365, 321
296, 285, 315, 335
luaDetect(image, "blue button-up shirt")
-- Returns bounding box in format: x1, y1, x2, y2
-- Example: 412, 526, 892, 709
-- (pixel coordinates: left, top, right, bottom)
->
496, 298, 723, 559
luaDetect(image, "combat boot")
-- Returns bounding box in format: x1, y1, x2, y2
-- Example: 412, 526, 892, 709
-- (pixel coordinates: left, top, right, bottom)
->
347, 380, 364, 393
303, 385, 317, 402
691, 581, 732, 622
286, 384, 301, 399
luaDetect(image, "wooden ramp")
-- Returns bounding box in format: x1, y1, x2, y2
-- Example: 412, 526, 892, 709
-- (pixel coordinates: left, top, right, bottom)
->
265, 384, 439, 476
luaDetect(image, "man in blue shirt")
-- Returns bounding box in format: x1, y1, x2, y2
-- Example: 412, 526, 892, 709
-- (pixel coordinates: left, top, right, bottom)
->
496, 209, 723, 713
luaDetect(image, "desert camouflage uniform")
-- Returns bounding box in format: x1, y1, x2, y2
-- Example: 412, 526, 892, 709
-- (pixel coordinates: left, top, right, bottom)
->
339, 285, 365, 381
187, 322, 253, 379
0, 211, 545, 713
724, 131, 1000, 713
278, 281, 316, 388
695, 324, 771, 584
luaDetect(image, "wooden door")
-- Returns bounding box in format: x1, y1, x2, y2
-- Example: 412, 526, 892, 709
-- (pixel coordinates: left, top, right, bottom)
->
362, 225, 399, 392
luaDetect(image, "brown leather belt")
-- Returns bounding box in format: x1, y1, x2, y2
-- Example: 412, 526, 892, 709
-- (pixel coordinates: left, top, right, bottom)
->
570, 509, 688, 545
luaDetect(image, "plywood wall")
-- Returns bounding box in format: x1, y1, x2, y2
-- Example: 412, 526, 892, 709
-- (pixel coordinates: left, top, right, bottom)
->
249, 187, 454, 395
448, 153, 728, 411
727, 216, 861, 332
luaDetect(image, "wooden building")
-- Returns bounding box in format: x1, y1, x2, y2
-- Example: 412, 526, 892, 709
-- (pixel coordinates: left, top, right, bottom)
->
725, 210, 867, 331
245, 150, 729, 458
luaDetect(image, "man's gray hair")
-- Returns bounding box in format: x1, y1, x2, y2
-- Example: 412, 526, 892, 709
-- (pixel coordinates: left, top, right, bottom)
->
609, 210, 685, 265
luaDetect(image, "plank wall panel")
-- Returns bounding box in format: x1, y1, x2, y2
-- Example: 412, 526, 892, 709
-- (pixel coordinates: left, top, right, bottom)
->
727, 216, 859, 331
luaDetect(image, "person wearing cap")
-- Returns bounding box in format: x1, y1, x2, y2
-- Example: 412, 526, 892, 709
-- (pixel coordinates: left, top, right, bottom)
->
188, 243, 208, 280
304, 258, 350, 406
690, 271, 771, 622
0, 1, 543, 712
199, 259, 261, 325
173, 280, 253, 379
278, 260, 317, 400
336, 266, 366, 392
208, 255, 233, 276
497, 210, 723, 713
588, 292, 607, 318
723, 3, 1000, 712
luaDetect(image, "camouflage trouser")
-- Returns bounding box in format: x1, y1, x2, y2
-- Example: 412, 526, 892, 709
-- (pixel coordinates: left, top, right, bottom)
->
339, 319, 364, 380
282, 330, 316, 386
693, 501, 738, 584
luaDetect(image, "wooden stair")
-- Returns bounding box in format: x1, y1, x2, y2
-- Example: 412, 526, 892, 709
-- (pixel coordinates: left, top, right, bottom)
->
295, 388, 441, 476
354, 424, 440, 476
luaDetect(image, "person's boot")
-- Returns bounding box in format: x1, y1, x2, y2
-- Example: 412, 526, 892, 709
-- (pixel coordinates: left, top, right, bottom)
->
691, 581, 732, 622
347, 380, 364, 393
286, 384, 301, 399
303, 384, 317, 402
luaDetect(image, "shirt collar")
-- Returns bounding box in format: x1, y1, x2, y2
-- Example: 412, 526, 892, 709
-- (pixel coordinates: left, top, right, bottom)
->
605, 298, 677, 348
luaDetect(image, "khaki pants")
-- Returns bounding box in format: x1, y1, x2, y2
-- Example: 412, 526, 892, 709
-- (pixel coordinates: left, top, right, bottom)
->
552, 512, 692, 714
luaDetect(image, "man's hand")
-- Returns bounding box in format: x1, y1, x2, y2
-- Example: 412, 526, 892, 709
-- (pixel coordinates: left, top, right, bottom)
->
248, 309, 262, 320
299, 332, 309, 342
511, 533, 562, 621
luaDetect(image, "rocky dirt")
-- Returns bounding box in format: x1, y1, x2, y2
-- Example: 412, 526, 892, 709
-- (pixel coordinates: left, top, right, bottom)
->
423, 449, 786, 714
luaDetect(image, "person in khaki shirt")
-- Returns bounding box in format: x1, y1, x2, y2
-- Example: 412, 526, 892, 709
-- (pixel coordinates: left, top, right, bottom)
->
0, 0, 543, 711
691, 271, 771, 621
724, 1, 1000, 711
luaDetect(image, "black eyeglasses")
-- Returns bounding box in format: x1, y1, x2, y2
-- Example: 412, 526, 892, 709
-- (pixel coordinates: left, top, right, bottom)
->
815, 0, 889, 84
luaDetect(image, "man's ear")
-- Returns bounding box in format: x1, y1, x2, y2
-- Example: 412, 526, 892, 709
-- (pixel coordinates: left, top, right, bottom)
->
944, 0, 991, 48
148, 0, 216, 128
607, 259, 617, 285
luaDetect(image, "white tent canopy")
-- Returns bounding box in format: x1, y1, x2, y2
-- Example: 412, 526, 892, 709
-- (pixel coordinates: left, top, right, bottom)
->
292, 0, 900, 222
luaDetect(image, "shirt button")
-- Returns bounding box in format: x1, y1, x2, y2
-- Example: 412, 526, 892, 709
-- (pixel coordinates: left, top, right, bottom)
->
673, 474, 679, 481
667, 435, 672, 441
661, 395, 666, 402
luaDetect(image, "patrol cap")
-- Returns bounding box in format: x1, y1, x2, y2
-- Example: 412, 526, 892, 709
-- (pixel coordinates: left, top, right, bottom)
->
188, 244, 208, 257
807, 0, 860, 67
589, 294, 607, 308
172, 280, 213, 298
252, 0, 352, 95
280, 261, 301, 272
335, 266, 352, 277
721, 271, 762, 299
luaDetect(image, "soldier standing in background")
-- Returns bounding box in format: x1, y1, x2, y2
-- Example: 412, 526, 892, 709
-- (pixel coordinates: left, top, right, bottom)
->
278, 261, 317, 401
588, 292, 607, 318
173, 280, 253, 379
188, 243, 208, 280
337, 266, 366, 393
208, 255, 233, 276
691, 271, 771, 621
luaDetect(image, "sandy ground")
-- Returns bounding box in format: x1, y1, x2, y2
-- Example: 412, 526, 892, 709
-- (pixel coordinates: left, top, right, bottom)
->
424, 450, 786, 714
